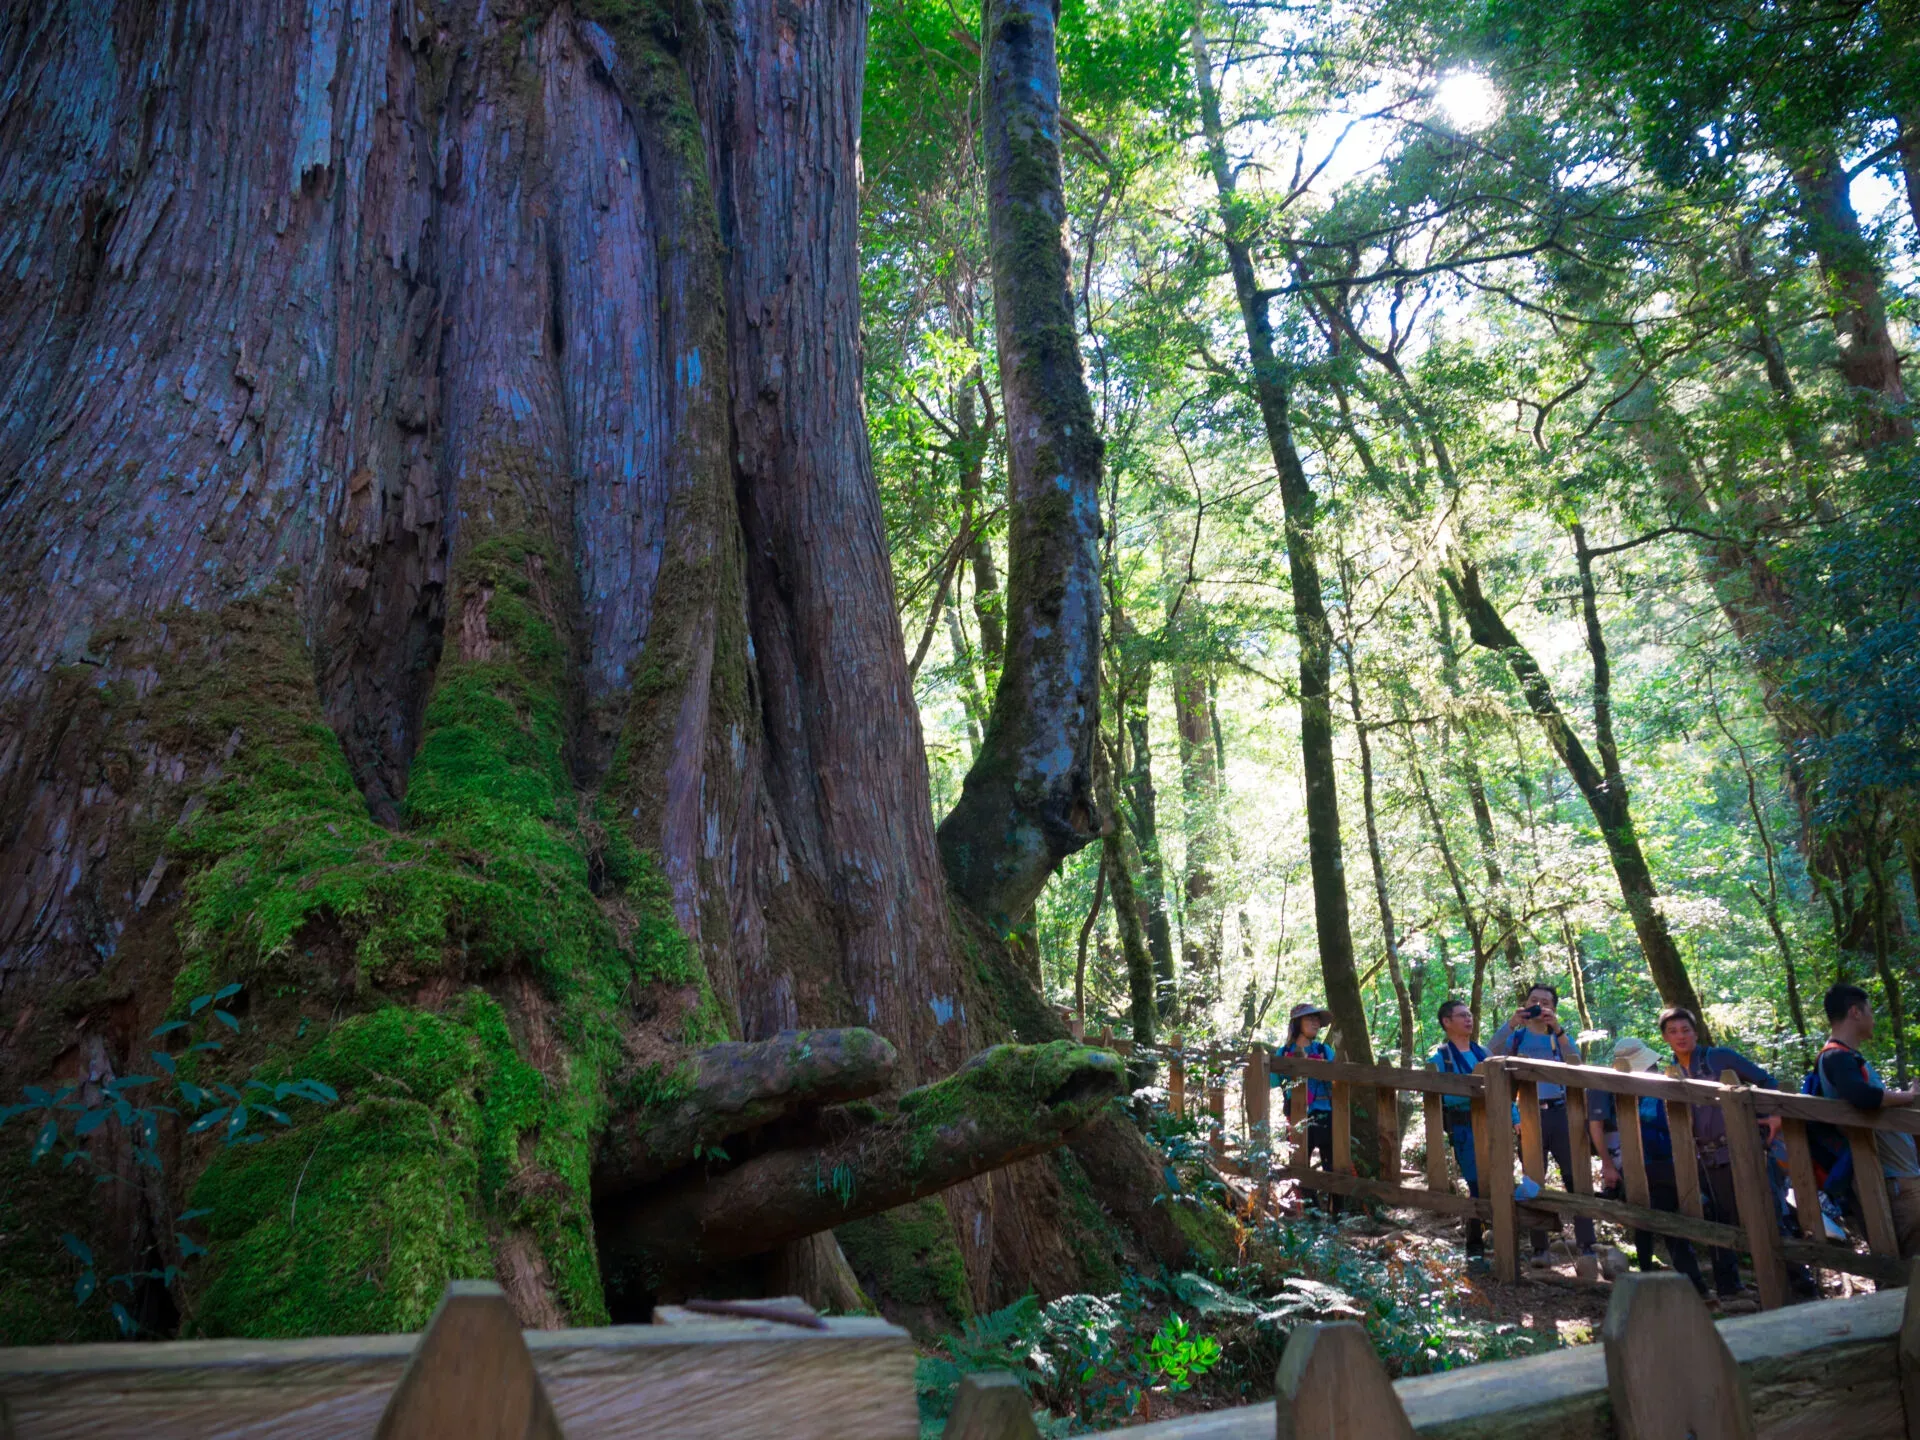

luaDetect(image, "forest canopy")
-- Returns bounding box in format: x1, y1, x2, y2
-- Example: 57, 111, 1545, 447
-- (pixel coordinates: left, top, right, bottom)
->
868, 0, 1920, 1077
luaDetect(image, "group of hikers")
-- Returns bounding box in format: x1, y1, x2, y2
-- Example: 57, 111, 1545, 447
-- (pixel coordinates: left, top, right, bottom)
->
1273, 981, 1920, 1305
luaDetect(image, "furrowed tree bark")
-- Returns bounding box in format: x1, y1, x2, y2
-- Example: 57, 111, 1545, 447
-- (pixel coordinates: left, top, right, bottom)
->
1191, 18, 1368, 1061
936, 0, 1105, 930
0, 0, 1176, 1341
1443, 556, 1708, 1026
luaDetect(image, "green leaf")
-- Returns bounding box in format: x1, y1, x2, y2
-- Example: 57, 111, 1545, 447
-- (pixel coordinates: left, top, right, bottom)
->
150, 1020, 189, 1038
62, 1233, 94, 1265
74, 1270, 96, 1306
32, 1117, 58, 1163
189, 994, 211, 1016
213, 1010, 240, 1033
212, 983, 243, 1001
186, 1106, 230, 1135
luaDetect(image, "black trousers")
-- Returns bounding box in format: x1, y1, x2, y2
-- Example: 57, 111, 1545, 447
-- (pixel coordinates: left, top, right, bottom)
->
1528, 1101, 1598, 1254
1302, 1112, 1342, 1215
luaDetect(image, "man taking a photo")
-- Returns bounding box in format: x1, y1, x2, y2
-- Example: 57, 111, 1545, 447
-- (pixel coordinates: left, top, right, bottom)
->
1490, 982, 1596, 1266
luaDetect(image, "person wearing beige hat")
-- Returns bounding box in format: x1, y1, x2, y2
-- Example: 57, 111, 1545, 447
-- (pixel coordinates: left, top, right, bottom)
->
1276, 1002, 1339, 1214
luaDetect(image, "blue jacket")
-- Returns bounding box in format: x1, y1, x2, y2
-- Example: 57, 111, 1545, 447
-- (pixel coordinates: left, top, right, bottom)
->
1277, 1040, 1335, 1112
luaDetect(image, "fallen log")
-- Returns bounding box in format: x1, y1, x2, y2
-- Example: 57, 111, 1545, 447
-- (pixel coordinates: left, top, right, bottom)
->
595, 1028, 900, 1192
596, 1041, 1124, 1284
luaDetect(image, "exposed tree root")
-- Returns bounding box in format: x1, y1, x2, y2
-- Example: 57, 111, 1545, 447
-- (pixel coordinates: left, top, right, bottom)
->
595, 1029, 900, 1193
595, 1041, 1123, 1286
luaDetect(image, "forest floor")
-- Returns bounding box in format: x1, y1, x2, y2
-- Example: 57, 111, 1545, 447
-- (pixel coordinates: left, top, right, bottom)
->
912, 1185, 1875, 1436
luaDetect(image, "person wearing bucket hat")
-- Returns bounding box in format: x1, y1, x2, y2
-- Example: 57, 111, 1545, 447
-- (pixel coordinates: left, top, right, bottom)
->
1277, 1002, 1340, 1214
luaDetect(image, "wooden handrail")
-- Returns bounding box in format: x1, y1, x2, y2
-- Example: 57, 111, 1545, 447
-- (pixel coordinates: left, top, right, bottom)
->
1268, 1055, 1480, 1098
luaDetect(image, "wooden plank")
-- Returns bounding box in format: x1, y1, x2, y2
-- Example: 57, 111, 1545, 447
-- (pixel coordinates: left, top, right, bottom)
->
1506, 1055, 1727, 1104
1378, 1085, 1402, 1180
1274, 1323, 1415, 1440
1482, 1058, 1520, 1283
1667, 1098, 1703, 1219
1602, 1272, 1756, 1440
1207, 1084, 1227, 1164
1331, 1081, 1353, 1174
376, 1281, 564, 1440
1471, 1094, 1491, 1220
1721, 1076, 1787, 1310
1424, 1093, 1449, 1193
1288, 1077, 1309, 1179
1291, 1168, 1490, 1218
943, 1372, 1037, 1440
1111, 1284, 1910, 1440
1852, 1124, 1902, 1259
1565, 1085, 1592, 1196
1518, 1187, 1743, 1251
1781, 1118, 1824, 1242
1245, 1045, 1271, 1218
1515, 1080, 1545, 1185
0, 1309, 918, 1440
1616, 1074, 1651, 1211
1269, 1057, 1479, 1098
1753, 1089, 1920, 1136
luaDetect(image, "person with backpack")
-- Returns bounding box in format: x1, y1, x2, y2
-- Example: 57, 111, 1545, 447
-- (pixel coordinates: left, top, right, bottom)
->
1490, 982, 1596, 1266
1428, 998, 1488, 1261
1659, 1006, 1793, 1304
1277, 1002, 1340, 1214
1586, 1035, 1718, 1294
1816, 983, 1920, 1257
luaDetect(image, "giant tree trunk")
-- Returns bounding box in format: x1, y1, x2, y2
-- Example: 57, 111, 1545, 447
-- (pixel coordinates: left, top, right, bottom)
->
0, 0, 1168, 1343
935, 0, 1105, 931
1190, 19, 1368, 1061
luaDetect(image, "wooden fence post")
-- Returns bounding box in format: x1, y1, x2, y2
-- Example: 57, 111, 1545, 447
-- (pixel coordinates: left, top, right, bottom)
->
1515, 1079, 1544, 1187
1602, 1272, 1756, 1440
1667, 1098, 1703, 1219
1850, 1123, 1902, 1260
1480, 1058, 1520, 1284
1246, 1044, 1272, 1217
1330, 1081, 1353, 1175
1377, 1083, 1401, 1181
1614, 1059, 1651, 1210
1719, 1074, 1786, 1310
943, 1372, 1038, 1440
1781, 1118, 1825, 1242
1565, 1083, 1593, 1196
1274, 1322, 1415, 1440
1423, 1093, 1448, 1194
1168, 1035, 1185, 1119
375, 1280, 565, 1440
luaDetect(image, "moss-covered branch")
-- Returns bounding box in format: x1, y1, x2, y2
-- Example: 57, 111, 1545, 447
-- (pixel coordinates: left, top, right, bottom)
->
595, 1028, 899, 1193
596, 1041, 1124, 1285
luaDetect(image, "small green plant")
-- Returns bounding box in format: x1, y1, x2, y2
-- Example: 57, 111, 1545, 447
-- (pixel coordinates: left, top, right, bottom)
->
1145, 1312, 1221, 1394
1, 985, 336, 1334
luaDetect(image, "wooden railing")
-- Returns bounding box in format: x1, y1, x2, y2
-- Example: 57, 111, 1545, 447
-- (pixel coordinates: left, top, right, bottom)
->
1102, 1267, 1920, 1440
9, 1269, 1916, 1439
1060, 1007, 1919, 1308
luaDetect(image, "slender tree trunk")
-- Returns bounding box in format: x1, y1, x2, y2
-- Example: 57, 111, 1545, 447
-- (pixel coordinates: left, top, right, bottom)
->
1114, 610, 1178, 1013
937, 0, 1105, 929
1173, 661, 1221, 1002
1708, 679, 1811, 1051
1444, 555, 1708, 1025
1190, 18, 1368, 1062
1337, 567, 1412, 1066
1435, 591, 1526, 977
1408, 728, 1490, 1024
1560, 915, 1595, 1033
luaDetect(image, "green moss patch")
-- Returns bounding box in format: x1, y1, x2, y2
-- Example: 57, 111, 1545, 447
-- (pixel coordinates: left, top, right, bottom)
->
837, 1197, 972, 1337
191, 995, 615, 1335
